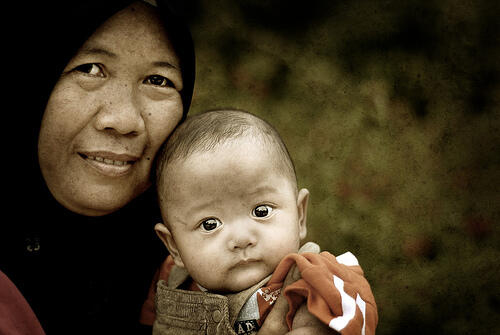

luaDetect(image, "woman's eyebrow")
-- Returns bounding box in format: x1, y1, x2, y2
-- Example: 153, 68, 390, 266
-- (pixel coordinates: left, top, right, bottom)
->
79, 47, 117, 58
152, 61, 179, 70
76, 46, 179, 70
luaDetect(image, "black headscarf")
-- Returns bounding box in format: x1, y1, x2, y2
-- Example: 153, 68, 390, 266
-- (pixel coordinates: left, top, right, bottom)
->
0, 1, 195, 333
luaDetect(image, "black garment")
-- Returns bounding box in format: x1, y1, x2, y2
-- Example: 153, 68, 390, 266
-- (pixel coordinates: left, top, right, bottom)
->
1, 187, 166, 334
0, 1, 194, 333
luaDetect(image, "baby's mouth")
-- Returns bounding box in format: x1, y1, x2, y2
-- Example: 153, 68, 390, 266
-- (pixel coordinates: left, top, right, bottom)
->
235, 258, 258, 266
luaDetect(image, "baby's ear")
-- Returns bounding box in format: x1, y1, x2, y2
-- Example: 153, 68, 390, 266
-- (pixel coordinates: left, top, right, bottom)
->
296, 188, 310, 240
154, 223, 185, 268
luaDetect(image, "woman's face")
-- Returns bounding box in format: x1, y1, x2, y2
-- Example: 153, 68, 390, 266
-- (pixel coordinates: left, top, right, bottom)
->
38, 2, 183, 216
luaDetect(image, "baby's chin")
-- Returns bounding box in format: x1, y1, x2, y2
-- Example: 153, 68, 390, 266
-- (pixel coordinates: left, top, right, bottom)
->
200, 267, 273, 293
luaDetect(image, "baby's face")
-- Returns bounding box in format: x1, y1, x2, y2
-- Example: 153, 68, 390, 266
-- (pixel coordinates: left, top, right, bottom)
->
158, 137, 308, 292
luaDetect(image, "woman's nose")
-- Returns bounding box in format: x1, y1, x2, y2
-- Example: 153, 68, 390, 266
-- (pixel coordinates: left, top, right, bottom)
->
94, 84, 145, 135
227, 223, 258, 251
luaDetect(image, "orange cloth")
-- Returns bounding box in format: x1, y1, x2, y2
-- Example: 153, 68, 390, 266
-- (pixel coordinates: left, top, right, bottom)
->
268, 252, 378, 334
0, 270, 45, 335
141, 252, 378, 334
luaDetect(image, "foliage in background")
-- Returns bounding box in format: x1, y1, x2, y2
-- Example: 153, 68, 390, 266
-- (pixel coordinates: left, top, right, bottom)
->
184, 0, 499, 333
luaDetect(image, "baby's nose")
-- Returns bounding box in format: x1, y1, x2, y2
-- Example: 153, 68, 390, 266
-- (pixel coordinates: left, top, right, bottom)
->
227, 224, 257, 251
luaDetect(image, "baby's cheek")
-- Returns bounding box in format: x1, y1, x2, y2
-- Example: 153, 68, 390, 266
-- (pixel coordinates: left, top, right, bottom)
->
265, 248, 289, 269
188, 257, 223, 282
268, 239, 300, 264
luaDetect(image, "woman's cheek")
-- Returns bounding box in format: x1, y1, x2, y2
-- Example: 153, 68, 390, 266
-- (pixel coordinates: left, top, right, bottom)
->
144, 98, 183, 152
46, 82, 98, 130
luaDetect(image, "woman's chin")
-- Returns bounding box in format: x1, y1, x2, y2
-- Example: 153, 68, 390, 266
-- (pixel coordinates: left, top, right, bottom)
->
52, 183, 146, 217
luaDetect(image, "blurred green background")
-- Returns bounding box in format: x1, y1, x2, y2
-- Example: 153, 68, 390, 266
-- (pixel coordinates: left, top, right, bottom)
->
183, 0, 499, 333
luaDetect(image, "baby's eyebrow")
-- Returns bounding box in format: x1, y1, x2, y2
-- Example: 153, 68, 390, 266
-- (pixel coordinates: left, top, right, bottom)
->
168, 214, 189, 226
183, 201, 216, 219
245, 185, 280, 196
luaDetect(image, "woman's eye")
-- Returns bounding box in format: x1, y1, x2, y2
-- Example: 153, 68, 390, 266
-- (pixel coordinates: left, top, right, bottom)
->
200, 218, 222, 232
252, 205, 273, 218
144, 75, 175, 88
74, 63, 104, 77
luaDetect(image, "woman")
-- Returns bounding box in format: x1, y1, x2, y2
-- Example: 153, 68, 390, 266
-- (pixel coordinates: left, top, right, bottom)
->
0, 0, 194, 333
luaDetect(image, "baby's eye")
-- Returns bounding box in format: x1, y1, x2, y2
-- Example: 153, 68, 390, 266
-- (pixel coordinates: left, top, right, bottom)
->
252, 205, 273, 218
200, 218, 222, 232
74, 63, 104, 77
143, 75, 175, 88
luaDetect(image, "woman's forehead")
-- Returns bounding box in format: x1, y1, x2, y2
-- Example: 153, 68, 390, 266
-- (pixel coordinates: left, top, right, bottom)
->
78, 2, 180, 67
89, 3, 167, 46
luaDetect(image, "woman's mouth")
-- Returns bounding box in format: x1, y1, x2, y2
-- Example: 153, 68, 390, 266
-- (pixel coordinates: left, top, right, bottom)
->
78, 152, 139, 177
85, 154, 132, 166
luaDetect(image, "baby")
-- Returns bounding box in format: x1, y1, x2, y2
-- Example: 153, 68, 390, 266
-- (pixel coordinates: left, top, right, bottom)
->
145, 110, 377, 335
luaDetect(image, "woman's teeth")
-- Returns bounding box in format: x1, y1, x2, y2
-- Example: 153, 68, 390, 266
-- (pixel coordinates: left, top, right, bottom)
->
87, 155, 130, 166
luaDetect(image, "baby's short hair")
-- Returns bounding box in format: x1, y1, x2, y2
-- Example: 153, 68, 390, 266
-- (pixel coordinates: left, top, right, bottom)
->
156, 109, 297, 193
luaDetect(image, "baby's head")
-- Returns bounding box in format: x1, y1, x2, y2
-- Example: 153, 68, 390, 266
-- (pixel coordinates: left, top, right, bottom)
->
154, 109, 309, 293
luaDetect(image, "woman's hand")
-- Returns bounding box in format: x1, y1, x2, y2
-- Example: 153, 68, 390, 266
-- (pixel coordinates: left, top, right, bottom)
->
259, 302, 336, 335
285, 304, 337, 335
257, 242, 322, 335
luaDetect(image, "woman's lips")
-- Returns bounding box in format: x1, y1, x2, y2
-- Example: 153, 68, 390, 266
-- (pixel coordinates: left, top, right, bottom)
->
78, 151, 139, 177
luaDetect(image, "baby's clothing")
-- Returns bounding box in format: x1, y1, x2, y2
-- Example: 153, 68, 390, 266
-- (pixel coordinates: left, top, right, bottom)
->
141, 245, 377, 335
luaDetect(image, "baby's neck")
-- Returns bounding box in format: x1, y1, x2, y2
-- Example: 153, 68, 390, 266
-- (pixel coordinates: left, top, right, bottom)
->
193, 275, 271, 295
195, 282, 208, 292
